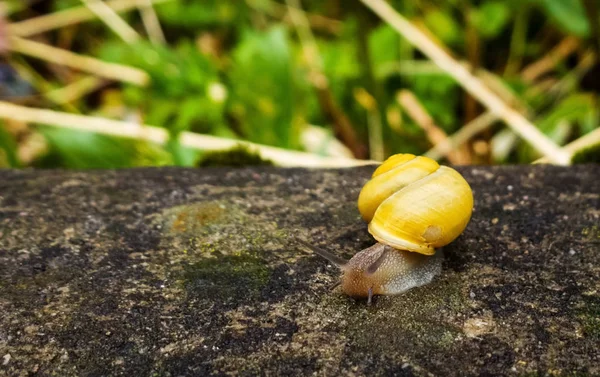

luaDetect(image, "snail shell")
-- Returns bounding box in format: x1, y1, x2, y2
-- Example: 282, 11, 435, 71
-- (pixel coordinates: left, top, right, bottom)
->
298, 153, 473, 303
358, 154, 473, 255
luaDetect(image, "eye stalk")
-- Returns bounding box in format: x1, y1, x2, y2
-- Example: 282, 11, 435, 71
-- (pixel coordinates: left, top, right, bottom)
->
295, 238, 348, 268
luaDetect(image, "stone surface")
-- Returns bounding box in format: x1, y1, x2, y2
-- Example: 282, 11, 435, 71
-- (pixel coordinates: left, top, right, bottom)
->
0, 165, 599, 376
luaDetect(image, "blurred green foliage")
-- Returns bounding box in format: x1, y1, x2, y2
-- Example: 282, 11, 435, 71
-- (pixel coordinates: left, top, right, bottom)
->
0, 122, 19, 168
36, 128, 174, 168
0, 0, 598, 168
540, 0, 590, 36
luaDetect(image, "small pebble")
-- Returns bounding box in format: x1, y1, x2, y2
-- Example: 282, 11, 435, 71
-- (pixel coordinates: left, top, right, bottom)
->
569, 249, 576, 255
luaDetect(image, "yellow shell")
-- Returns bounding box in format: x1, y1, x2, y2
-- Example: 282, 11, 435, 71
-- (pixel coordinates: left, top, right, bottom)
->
358, 154, 473, 255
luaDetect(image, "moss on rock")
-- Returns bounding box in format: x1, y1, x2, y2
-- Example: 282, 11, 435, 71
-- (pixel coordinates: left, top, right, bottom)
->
196, 145, 274, 167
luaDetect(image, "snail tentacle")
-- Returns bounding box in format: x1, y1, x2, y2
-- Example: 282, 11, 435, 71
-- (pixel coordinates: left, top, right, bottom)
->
296, 238, 348, 268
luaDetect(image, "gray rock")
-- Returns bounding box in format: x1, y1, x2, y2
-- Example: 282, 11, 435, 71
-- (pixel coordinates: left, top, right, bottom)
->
0, 165, 598, 376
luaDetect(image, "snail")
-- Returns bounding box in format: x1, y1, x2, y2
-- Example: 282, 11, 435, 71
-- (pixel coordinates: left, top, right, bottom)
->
298, 153, 473, 304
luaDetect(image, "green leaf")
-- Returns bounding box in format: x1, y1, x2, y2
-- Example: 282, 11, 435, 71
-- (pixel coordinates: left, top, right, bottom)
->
155, 0, 242, 28
99, 40, 219, 97
37, 127, 171, 169
145, 100, 180, 129
165, 139, 199, 167
369, 24, 402, 68
471, 1, 511, 38
539, 0, 590, 36
229, 27, 301, 148
98, 40, 226, 135
537, 94, 596, 135
424, 9, 462, 45
320, 39, 360, 82
406, 75, 460, 133
320, 18, 360, 83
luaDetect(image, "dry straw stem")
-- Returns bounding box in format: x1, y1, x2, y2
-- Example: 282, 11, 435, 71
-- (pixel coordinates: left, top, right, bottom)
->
285, 0, 367, 159
7, 0, 173, 37
535, 127, 600, 164
80, 0, 141, 44
45, 76, 106, 105
285, 0, 323, 71
521, 36, 580, 83
425, 112, 498, 161
538, 50, 597, 98
360, 0, 571, 165
0, 102, 377, 168
354, 88, 384, 161
376, 60, 445, 78
458, 48, 593, 162
477, 69, 531, 113
246, 0, 342, 35
8, 36, 149, 86
138, 0, 167, 44
397, 90, 470, 164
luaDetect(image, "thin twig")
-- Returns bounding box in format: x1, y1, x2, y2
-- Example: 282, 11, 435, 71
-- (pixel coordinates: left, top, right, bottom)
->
286, 0, 367, 159
354, 88, 384, 161
138, 0, 166, 44
425, 112, 498, 161
535, 50, 597, 100
360, 0, 570, 165
375, 60, 446, 78
285, 0, 322, 68
355, 6, 386, 161
423, 36, 589, 163
397, 90, 470, 164
79, 0, 140, 43
8, 36, 149, 86
7, 0, 173, 37
504, 7, 529, 76
442, 50, 590, 164
44, 76, 106, 104
521, 36, 580, 83
463, 1, 481, 127
535, 127, 600, 164
477, 69, 531, 113
8, 56, 79, 113
0, 101, 377, 168
246, 0, 342, 35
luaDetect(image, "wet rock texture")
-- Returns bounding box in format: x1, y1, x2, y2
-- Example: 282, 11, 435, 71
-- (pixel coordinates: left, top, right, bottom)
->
0, 165, 599, 376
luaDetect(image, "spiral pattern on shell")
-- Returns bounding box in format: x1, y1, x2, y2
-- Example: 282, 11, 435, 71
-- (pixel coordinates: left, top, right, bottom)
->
358, 154, 473, 255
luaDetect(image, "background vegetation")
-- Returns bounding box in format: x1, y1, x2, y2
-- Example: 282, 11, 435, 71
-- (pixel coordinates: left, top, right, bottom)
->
0, 0, 599, 169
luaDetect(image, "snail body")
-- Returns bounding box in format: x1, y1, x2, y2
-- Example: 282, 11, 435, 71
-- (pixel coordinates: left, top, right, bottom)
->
298, 153, 473, 303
